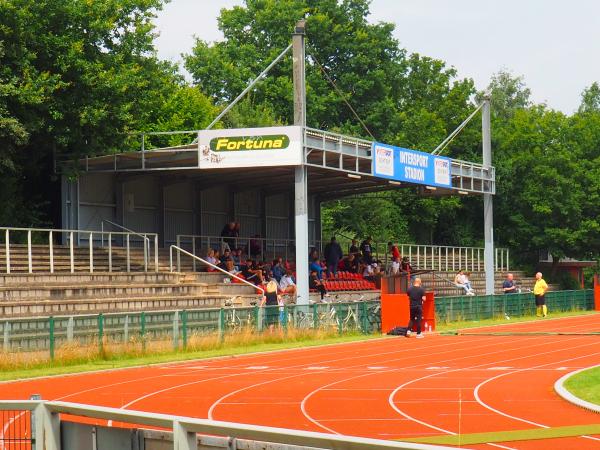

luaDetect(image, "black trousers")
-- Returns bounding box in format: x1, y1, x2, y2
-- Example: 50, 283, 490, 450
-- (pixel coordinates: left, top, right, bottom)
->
407, 305, 423, 334
313, 284, 327, 299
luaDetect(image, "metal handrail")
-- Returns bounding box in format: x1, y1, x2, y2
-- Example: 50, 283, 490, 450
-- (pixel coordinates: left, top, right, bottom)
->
169, 245, 265, 296
175, 233, 510, 273
101, 219, 152, 271
0, 226, 158, 274
0, 400, 455, 450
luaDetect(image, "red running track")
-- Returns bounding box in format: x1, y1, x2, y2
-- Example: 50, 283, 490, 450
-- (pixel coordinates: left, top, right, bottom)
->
1, 314, 600, 450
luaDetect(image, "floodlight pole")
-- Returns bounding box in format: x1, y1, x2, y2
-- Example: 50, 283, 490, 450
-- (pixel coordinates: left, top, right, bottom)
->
293, 19, 309, 306
482, 97, 495, 295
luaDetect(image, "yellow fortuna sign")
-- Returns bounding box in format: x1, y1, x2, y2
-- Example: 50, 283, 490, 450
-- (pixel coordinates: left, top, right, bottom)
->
197, 126, 303, 169
210, 135, 290, 151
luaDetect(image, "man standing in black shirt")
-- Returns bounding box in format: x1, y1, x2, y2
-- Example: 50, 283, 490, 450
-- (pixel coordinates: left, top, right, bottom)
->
406, 277, 426, 338
360, 236, 373, 265
349, 239, 360, 257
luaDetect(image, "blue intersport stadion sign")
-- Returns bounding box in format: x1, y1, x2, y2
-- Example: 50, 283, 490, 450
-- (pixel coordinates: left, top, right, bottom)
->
372, 142, 452, 188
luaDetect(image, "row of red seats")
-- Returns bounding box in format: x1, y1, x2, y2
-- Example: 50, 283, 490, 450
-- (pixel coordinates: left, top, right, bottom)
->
322, 279, 377, 291
322, 270, 362, 280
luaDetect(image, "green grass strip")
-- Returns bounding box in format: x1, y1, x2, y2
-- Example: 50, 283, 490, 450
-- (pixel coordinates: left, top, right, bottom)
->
402, 424, 600, 445
0, 333, 382, 382
564, 366, 600, 406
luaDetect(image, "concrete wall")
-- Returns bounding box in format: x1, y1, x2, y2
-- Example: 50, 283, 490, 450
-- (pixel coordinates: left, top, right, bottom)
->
67, 173, 318, 247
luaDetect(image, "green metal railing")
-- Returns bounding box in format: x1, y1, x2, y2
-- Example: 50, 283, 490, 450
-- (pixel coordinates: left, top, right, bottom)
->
436, 289, 594, 323
0, 290, 594, 361
0, 301, 382, 359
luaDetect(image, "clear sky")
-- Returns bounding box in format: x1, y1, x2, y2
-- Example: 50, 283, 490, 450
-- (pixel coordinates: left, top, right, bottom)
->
154, 0, 600, 114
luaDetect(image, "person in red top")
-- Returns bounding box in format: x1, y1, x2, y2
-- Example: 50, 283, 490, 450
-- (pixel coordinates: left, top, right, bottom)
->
388, 242, 400, 275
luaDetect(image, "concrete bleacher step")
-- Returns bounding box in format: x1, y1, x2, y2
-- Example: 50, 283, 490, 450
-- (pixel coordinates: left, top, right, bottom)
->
0, 294, 257, 317
0, 271, 262, 318
0, 272, 183, 286
0, 283, 218, 301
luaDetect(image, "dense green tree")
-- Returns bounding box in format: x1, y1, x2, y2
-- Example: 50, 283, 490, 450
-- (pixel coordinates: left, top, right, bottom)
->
184, 0, 475, 144
579, 82, 600, 113
476, 70, 532, 120
0, 0, 180, 224
495, 107, 586, 262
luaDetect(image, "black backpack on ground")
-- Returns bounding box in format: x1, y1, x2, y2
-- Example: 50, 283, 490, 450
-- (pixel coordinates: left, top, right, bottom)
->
387, 326, 409, 336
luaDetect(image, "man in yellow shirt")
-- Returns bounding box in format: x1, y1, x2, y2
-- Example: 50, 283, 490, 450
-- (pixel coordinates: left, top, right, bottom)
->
533, 272, 549, 317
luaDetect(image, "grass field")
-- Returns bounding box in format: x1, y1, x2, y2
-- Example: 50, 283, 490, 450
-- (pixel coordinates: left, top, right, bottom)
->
564, 365, 600, 406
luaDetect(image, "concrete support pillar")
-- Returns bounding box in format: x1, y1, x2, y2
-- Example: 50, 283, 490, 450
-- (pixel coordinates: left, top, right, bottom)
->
34, 403, 60, 450
173, 421, 196, 450
293, 19, 309, 305
295, 167, 309, 305
482, 98, 495, 295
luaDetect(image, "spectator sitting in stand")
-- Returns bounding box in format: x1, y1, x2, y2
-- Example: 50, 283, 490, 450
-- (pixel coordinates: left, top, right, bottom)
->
206, 249, 219, 271
339, 253, 359, 273
401, 256, 413, 274
240, 258, 264, 285
272, 257, 285, 283
220, 221, 237, 251
220, 248, 232, 265
454, 270, 475, 296
360, 236, 374, 265
464, 272, 475, 295
224, 258, 240, 276
324, 236, 343, 277
259, 260, 272, 281
363, 262, 377, 282
309, 269, 329, 300
279, 270, 297, 296
231, 248, 242, 269
309, 257, 324, 280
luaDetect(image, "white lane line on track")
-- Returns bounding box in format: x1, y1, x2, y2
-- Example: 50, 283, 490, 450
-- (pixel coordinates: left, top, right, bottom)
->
207, 335, 505, 422
300, 334, 561, 438
473, 351, 600, 444
135, 333, 504, 417
207, 335, 500, 421
207, 372, 306, 420
0, 328, 530, 447
305, 366, 329, 370
387, 336, 597, 450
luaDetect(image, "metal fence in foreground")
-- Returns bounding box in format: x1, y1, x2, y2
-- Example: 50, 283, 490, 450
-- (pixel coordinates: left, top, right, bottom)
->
436, 289, 594, 323
0, 301, 382, 358
0, 400, 457, 450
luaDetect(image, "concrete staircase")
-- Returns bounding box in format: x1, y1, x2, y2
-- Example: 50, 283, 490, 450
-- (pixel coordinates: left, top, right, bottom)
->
0, 272, 260, 318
